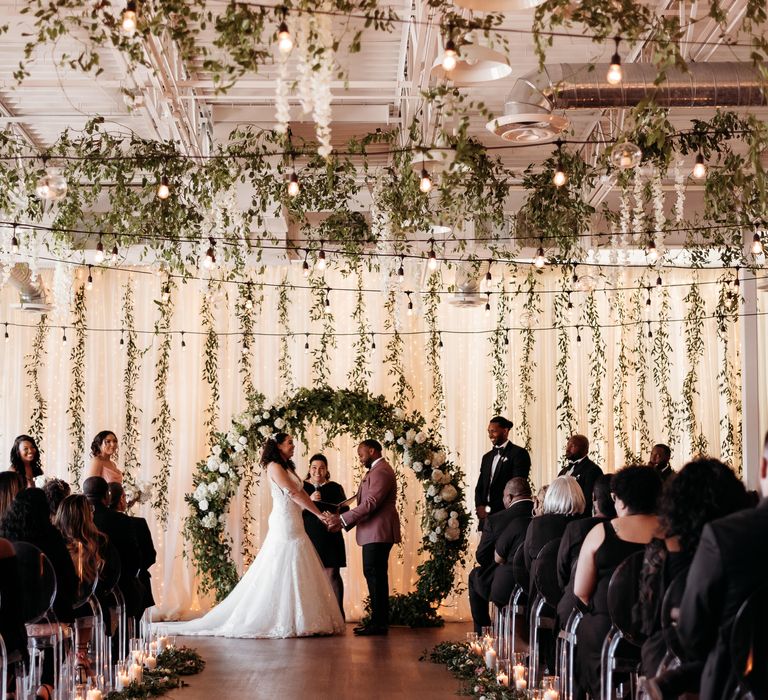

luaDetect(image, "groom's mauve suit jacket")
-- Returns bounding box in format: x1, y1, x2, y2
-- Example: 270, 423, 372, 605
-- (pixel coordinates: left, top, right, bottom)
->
342, 459, 402, 545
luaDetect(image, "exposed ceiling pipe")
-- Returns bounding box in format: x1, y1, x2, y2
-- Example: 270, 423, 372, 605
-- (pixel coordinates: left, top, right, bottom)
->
7, 264, 50, 311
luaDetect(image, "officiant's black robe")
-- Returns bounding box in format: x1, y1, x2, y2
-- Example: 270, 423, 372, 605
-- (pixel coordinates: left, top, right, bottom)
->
302, 481, 348, 568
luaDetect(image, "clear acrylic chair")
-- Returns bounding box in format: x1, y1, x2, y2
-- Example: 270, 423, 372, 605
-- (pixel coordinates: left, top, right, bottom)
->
528, 538, 561, 689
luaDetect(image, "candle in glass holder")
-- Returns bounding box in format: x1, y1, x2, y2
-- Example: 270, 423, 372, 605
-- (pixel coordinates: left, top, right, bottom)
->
157, 635, 168, 651
515, 678, 528, 691
496, 670, 509, 687
117, 671, 130, 690
543, 690, 559, 700
149, 640, 158, 654
145, 654, 157, 670
129, 663, 143, 684
131, 649, 144, 664
485, 647, 497, 670
86, 690, 103, 700
513, 662, 525, 679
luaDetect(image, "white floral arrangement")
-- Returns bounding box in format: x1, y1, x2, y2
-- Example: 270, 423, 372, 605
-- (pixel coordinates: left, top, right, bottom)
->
126, 480, 153, 506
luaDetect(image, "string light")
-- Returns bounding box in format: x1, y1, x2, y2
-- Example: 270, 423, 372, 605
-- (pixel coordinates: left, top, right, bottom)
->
485, 259, 492, 283
316, 244, 327, 271
181, 331, 186, 348
656, 274, 663, 288
441, 36, 458, 72
534, 246, 546, 270
553, 141, 567, 187
606, 36, 623, 85
503, 330, 509, 346
86, 266, 93, 291
94, 236, 105, 264
121, 0, 138, 36
277, 13, 293, 55
646, 287, 652, 306
692, 153, 707, 180
406, 291, 413, 315
646, 239, 659, 264
287, 170, 300, 197
324, 288, 331, 308
576, 326, 582, 343
566, 291, 573, 310
734, 266, 740, 288
203, 237, 216, 269
485, 292, 491, 315
161, 280, 171, 303
370, 333, 376, 350
3, 323, 8, 342
397, 257, 405, 280
119, 329, 124, 346
35, 163, 67, 201
647, 321, 653, 338
61, 326, 67, 343
10, 224, 18, 255
752, 232, 763, 255
438, 332, 444, 348
156, 174, 171, 200
304, 334, 309, 353
110, 243, 119, 262
428, 241, 438, 272
419, 167, 433, 194
571, 264, 578, 285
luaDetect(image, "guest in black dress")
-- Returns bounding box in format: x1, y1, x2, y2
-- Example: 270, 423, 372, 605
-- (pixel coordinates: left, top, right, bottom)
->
302, 454, 347, 615
0, 471, 23, 519
42, 478, 71, 518
0, 536, 27, 693
573, 466, 662, 699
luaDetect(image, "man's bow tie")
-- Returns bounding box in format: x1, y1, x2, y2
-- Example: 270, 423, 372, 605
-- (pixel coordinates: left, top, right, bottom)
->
493, 446, 503, 453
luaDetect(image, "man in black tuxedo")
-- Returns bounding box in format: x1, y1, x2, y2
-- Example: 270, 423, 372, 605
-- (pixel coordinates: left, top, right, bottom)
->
648, 443, 673, 481
469, 478, 534, 634
557, 434, 602, 509
475, 416, 531, 531
676, 434, 768, 700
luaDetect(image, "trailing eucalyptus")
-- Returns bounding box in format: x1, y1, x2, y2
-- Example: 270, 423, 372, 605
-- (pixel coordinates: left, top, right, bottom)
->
383, 288, 412, 409
651, 282, 678, 448
25, 315, 48, 450
612, 289, 632, 463
348, 264, 371, 392
236, 280, 260, 402
308, 271, 335, 386
201, 284, 221, 447
553, 269, 576, 438
121, 278, 142, 489
67, 285, 87, 486
682, 278, 708, 456
518, 273, 540, 452
715, 276, 741, 470
584, 291, 606, 456
631, 286, 652, 455
424, 271, 446, 436
277, 280, 294, 393
489, 281, 510, 416
151, 277, 176, 523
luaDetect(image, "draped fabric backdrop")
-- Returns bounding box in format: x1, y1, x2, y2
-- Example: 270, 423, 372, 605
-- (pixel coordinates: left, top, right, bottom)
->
0, 262, 747, 622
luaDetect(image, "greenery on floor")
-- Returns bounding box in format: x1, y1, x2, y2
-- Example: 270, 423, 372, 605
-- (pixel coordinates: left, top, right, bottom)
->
106, 646, 205, 700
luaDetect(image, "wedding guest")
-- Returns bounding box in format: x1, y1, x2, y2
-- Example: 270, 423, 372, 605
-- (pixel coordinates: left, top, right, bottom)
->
84, 431, 123, 484
0, 536, 27, 694
475, 416, 530, 531
42, 478, 71, 517
557, 434, 603, 508
301, 454, 347, 615
0, 471, 23, 519
677, 434, 768, 700
9, 434, 43, 488
574, 466, 662, 699
108, 482, 156, 617
648, 443, 673, 481
637, 458, 746, 698
0, 488, 77, 700
532, 484, 548, 517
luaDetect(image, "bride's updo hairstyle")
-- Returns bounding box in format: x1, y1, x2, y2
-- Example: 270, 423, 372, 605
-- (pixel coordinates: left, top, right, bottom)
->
260, 432, 295, 471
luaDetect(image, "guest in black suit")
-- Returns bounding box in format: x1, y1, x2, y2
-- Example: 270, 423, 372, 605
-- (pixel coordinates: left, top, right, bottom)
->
677, 435, 768, 700
301, 454, 347, 616
555, 473, 616, 630
557, 434, 603, 508
475, 416, 531, 531
648, 443, 673, 481
107, 482, 156, 615
469, 477, 533, 633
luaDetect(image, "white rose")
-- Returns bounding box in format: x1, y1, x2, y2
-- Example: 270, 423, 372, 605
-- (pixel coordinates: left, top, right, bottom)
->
233, 443, 244, 453
195, 484, 207, 498
415, 431, 427, 444
258, 425, 271, 437
198, 499, 209, 512
241, 417, 253, 430
431, 469, 444, 483
34, 475, 46, 488
217, 476, 225, 485
413, 462, 423, 473
397, 437, 405, 446
262, 412, 270, 419
450, 511, 458, 519
206, 456, 219, 470
219, 463, 230, 474
441, 473, 452, 485
433, 508, 448, 522
238, 436, 248, 445
432, 450, 447, 467
434, 495, 443, 503
445, 527, 460, 542
394, 408, 405, 419
202, 513, 217, 529
274, 417, 285, 429
427, 485, 437, 497
207, 482, 219, 494
435, 526, 442, 534
440, 484, 458, 502
428, 532, 438, 543
402, 451, 413, 467
212, 445, 222, 456
226, 432, 238, 445
447, 517, 459, 529
406, 429, 416, 443
384, 430, 395, 444
424, 459, 431, 466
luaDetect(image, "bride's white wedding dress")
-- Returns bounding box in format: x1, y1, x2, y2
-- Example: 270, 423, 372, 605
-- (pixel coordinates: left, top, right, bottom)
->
163, 470, 345, 638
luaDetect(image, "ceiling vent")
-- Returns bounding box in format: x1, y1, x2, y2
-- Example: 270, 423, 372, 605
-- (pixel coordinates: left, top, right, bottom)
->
8, 264, 51, 313
448, 261, 490, 307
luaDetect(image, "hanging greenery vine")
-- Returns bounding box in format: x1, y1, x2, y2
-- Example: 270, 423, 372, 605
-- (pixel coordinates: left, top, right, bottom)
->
151, 277, 176, 523
348, 264, 371, 392
631, 286, 652, 455
518, 273, 539, 452
682, 277, 708, 456
612, 288, 632, 463
715, 277, 741, 470
651, 283, 678, 449
277, 278, 294, 393
67, 285, 87, 485
490, 281, 510, 417
236, 280, 259, 402
25, 315, 49, 450
383, 288, 412, 409
121, 277, 142, 489
584, 291, 606, 456
424, 271, 446, 436
309, 272, 334, 386
201, 284, 220, 447
553, 269, 576, 438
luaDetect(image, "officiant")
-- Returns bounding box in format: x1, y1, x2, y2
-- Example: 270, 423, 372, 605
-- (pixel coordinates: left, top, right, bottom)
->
302, 454, 348, 616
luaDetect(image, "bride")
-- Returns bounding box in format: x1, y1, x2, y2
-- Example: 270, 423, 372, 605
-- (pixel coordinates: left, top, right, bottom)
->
163, 433, 345, 638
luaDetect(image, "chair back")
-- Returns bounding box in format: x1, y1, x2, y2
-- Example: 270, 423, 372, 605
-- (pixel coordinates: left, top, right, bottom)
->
606, 550, 646, 647
660, 569, 687, 630
511, 543, 528, 593
73, 573, 99, 611
730, 584, 768, 699
96, 543, 121, 596
11, 542, 56, 624
533, 538, 563, 608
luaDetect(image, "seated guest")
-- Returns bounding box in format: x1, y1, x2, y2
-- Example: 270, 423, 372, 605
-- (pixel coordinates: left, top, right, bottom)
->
301, 454, 347, 615
107, 482, 156, 619
532, 485, 548, 517
574, 465, 662, 699
648, 443, 673, 481
0, 488, 77, 700
556, 473, 616, 629
0, 471, 23, 519
557, 434, 603, 507
0, 536, 28, 693
469, 477, 533, 632
8, 434, 43, 489
637, 458, 746, 698
42, 478, 71, 518
677, 434, 768, 700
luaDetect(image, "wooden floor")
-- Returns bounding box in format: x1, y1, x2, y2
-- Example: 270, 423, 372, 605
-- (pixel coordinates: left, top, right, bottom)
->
172, 622, 472, 699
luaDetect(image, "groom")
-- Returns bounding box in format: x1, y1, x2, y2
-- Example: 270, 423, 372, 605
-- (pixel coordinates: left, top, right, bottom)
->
325, 439, 401, 636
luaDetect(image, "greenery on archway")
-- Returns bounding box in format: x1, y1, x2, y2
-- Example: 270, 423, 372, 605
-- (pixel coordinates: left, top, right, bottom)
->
183, 387, 470, 626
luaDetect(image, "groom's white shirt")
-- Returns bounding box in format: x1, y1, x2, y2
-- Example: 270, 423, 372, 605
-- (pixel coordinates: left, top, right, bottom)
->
339, 457, 383, 527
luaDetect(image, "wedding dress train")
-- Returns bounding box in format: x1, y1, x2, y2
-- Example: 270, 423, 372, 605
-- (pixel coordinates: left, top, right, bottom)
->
162, 472, 345, 638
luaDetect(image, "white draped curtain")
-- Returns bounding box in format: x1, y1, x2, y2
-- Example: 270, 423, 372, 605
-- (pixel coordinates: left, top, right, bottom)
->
0, 262, 747, 622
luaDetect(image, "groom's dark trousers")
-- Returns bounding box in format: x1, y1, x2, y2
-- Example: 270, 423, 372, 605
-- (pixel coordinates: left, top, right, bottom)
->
363, 542, 393, 627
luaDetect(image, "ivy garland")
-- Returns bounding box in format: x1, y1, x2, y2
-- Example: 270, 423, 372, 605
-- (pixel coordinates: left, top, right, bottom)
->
277, 279, 294, 393
25, 315, 48, 450
585, 291, 606, 457
631, 286, 652, 455
236, 279, 259, 402
67, 285, 87, 485
490, 281, 510, 417
151, 278, 176, 523
424, 271, 447, 438
183, 387, 470, 626
612, 288, 632, 463
121, 278, 142, 489
348, 264, 371, 392
651, 284, 678, 449
201, 285, 220, 447
553, 268, 576, 438
309, 272, 335, 386
716, 277, 741, 470
383, 288, 412, 409
518, 273, 540, 452
682, 278, 708, 456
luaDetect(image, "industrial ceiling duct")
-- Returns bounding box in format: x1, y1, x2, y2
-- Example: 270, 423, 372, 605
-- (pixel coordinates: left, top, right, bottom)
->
487, 62, 768, 142
448, 261, 490, 307
8, 264, 51, 312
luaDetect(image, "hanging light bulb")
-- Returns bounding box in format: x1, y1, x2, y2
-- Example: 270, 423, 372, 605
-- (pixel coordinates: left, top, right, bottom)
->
576, 327, 582, 343
10, 226, 19, 255
35, 164, 68, 201
4, 323, 8, 342
606, 37, 622, 85
646, 240, 659, 264
287, 170, 300, 197
156, 175, 171, 200
752, 232, 763, 255
692, 153, 707, 180
121, 0, 138, 36
370, 333, 376, 350
484, 292, 491, 315
110, 243, 118, 262
302, 250, 310, 277
441, 38, 458, 72
119, 330, 125, 346
62, 327, 67, 343
94, 238, 105, 264
552, 141, 567, 187
406, 291, 413, 315
438, 332, 444, 349
428, 249, 438, 272
397, 257, 405, 280
611, 141, 642, 170
419, 167, 433, 194
277, 18, 293, 55
86, 266, 93, 291
534, 246, 546, 270
316, 246, 327, 271
324, 290, 331, 308
656, 274, 662, 288
203, 237, 216, 269
647, 322, 653, 339
304, 335, 310, 354
485, 260, 492, 283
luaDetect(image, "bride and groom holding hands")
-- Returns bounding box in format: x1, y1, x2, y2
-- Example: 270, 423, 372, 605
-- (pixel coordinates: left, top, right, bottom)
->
164, 435, 400, 639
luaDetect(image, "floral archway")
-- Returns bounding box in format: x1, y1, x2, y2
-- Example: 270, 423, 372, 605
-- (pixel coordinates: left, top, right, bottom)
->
183, 387, 470, 626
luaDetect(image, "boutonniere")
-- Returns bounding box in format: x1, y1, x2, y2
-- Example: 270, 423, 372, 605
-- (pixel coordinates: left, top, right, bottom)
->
500, 456, 507, 463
